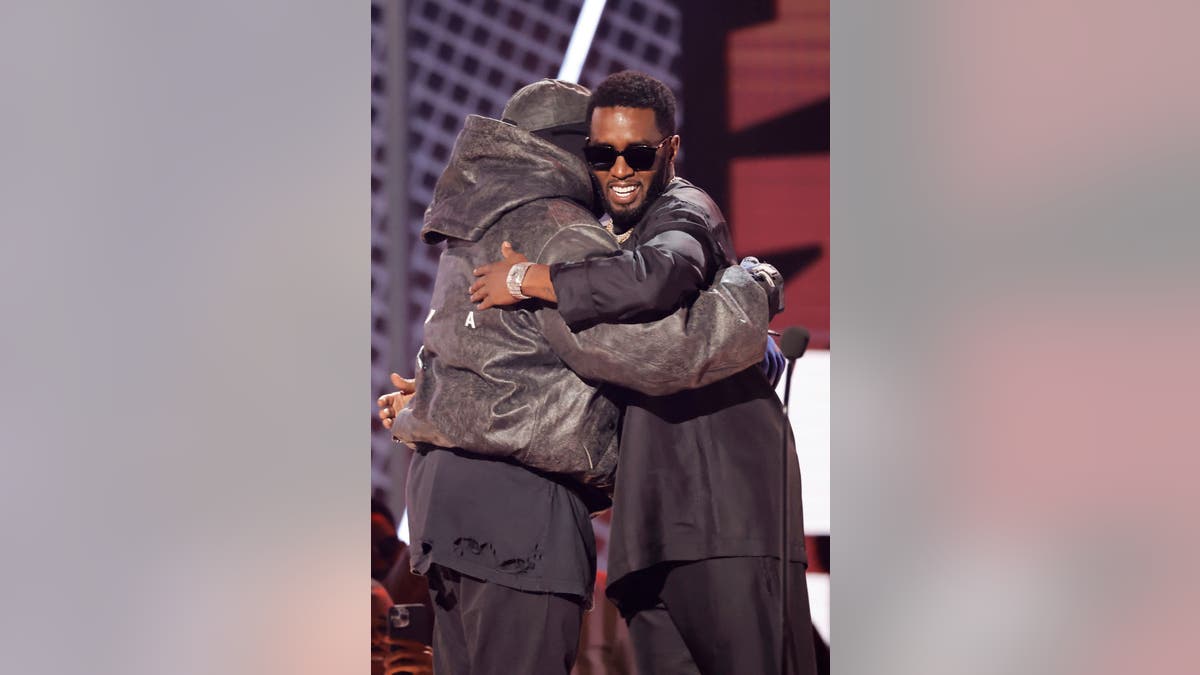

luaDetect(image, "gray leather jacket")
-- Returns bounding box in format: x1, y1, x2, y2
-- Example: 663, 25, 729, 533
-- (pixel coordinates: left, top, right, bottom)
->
392, 115, 771, 493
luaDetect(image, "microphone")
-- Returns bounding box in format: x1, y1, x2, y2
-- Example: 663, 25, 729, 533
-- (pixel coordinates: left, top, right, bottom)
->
780, 326, 810, 360
778, 325, 810, 674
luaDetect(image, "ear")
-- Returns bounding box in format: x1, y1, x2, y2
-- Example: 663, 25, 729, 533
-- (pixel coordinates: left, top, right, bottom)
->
666, 134, 681, 163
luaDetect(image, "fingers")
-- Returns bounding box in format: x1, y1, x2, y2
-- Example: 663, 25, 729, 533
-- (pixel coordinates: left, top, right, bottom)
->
390, 372, 415, 392
377, 379, 417, 431
377, 638, 434, 675
468, 284, 499, 308
469, 289, 502, 307
378, 393, 402, 413
378, 403, 395, 430
502, 241, 528, 263
385, 638, 428, 651
378, 403, 396, 429
379, 392, 416, 416
472, 263, 492, 277
468, 278, 485, 294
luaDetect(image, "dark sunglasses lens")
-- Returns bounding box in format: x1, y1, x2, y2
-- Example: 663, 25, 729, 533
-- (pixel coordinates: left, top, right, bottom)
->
622, 145, 659, 171
583, 145, 617, 169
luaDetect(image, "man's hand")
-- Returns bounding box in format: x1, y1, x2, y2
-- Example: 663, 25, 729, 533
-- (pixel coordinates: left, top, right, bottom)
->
761, 336, 786, 388
377, 373, 416, 430
375, 637, 434, 675
372, 581, 433, 675
739, 256, 785, 318
469, 241, 529, 309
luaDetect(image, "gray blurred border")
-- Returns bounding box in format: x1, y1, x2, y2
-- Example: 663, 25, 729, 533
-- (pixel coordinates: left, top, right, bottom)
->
833, 1, 1200, 673
0, 2, 367, 673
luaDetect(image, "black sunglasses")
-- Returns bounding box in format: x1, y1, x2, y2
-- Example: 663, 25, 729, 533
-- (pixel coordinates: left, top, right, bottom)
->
582, 137, 669, 171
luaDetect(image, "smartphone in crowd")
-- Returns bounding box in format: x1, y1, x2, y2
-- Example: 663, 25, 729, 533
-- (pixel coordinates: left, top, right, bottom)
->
388, 604, 433, 646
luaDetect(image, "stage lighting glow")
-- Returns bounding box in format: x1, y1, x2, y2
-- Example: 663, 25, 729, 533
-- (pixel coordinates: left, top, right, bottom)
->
556, 0, 606, 83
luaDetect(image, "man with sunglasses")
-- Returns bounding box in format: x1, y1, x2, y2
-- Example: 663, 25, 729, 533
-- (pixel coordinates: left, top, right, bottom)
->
385, 79, 783, 674
471, 71, 816, 674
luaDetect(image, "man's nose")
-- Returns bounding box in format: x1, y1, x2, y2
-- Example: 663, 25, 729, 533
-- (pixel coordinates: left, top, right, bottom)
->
611, 155, 634, 179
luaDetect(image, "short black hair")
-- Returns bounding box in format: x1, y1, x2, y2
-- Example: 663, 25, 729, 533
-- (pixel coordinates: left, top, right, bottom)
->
587, 70, 677, 137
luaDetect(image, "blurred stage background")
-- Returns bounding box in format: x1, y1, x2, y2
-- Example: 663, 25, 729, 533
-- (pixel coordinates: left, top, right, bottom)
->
368, 0, 829, 653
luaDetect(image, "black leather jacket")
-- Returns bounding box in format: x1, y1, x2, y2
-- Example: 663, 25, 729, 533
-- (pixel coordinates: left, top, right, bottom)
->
392, 115, 771, 493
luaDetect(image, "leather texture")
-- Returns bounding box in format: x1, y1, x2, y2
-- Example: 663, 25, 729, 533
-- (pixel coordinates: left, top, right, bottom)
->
392, 115, 770, 493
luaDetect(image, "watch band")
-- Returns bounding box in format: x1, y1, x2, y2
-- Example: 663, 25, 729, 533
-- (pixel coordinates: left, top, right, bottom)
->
506, 262, 533, 300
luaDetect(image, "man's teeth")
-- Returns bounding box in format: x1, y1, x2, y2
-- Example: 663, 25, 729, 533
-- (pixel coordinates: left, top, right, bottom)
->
612, 185, 638, 196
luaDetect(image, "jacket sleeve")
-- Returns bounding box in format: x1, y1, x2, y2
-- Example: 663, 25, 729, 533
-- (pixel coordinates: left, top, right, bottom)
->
548, 228, 711, 330
531, 224, 769, 397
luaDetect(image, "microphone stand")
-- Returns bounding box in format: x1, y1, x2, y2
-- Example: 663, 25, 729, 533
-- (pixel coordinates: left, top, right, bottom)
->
780, 356, 797, 674
777, 326, 809, 674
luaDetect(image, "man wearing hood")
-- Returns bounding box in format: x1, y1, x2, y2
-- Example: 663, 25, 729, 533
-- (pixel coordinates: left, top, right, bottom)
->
386, 80, 781, 674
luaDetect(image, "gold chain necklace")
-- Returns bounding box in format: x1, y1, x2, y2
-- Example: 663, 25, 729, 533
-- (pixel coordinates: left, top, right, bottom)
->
603, 177, 678, 245
605, 221, 632, 245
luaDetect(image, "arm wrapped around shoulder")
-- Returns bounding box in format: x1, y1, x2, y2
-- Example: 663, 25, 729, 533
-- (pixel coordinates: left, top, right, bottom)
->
540, 264, 771, 397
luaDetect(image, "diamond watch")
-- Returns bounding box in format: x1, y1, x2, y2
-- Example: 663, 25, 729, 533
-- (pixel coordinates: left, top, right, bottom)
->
505, 262, 533, 300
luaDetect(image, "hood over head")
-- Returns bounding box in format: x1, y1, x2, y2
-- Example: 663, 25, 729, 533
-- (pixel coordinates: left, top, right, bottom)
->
422, 80, 599, 243
501, 78, 589, 133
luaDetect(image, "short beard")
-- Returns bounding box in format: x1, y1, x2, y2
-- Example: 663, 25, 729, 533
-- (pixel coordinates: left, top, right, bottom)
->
609, 163, 671, 233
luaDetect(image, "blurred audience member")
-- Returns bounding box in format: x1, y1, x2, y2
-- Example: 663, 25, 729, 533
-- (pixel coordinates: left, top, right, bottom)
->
372, 498, 434, 618
372, 580, 434, 675
372, 498, 401, 581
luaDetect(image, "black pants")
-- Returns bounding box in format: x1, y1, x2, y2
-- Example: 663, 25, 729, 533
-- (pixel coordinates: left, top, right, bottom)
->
426, 564, 584, 674
619, 557, 817, 675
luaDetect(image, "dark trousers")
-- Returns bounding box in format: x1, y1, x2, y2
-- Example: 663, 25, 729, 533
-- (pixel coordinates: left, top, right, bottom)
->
620, 557, 817, 675
426, 564, 584, 675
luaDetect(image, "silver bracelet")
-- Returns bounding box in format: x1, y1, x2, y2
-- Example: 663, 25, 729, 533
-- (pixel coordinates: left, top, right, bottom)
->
506, 262, 533, 300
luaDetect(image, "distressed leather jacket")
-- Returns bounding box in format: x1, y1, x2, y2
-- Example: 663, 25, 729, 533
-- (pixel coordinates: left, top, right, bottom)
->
392, 115, 772, 494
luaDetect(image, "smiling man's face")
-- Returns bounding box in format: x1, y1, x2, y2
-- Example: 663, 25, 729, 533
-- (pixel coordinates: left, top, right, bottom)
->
587, 106, 678, 230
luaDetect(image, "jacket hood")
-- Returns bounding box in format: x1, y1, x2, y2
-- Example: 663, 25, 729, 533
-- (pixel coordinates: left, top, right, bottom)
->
421, 115, 598, 244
